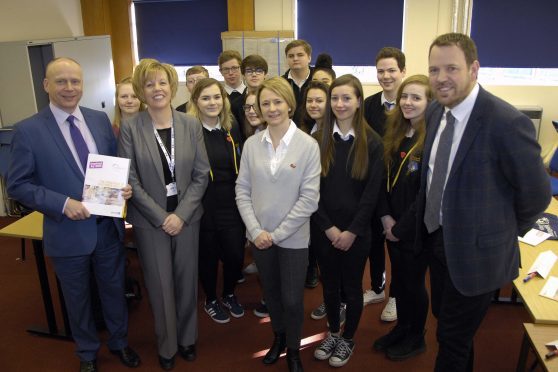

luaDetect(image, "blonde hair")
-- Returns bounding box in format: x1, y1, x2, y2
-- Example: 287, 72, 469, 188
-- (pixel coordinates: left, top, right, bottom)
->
256, 77, 296, 119
188, 78, 233, 131
113, 77, 145, 129
132, 58, 178, 104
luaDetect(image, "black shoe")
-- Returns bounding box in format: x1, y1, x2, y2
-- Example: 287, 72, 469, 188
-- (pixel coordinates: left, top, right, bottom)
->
286, 348, 304, 372
373, 324, 409, 351
305, 266, 319, 288
110, 346, 141, 368
178, 344, 196, 361
79, 360, 97, 372
263, 332, 286, 364
386, 333, 426, 361
158, 355, 175, 371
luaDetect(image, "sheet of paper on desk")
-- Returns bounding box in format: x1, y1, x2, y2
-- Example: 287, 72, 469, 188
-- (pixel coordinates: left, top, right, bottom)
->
527, 250, 558, 279
81, 154, 130, 218
546, 338, 558, 349
540, 276, 558, 302
519, 228, 552, 246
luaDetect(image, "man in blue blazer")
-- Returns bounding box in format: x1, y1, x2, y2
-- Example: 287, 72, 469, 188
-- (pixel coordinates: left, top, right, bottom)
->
415, 34, 550, 371
7, 58, 140, 372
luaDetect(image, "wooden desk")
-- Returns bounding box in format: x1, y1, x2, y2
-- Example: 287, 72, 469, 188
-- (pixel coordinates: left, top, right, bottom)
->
517, 323, 558, 372
0, 211, 71, 340
514, 198, 558, 324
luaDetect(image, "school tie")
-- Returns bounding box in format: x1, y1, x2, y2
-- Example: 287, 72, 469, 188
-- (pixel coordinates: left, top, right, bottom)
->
424, 111, 456, 233
384, 102, 395, 111
67, 115, 90, 172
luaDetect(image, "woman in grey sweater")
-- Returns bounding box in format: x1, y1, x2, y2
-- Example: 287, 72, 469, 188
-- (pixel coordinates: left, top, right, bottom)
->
236, 77, 321, 372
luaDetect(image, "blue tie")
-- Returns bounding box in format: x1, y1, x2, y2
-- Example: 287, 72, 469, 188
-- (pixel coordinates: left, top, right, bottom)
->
424, 111, 456, 233
67, 115, 89, 172
384, 102, 394, 111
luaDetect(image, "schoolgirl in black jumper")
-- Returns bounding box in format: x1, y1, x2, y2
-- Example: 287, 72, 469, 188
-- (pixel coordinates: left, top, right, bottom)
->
312, 74, 383, 367
372, 74, 433, 361
188, 78, 245, 324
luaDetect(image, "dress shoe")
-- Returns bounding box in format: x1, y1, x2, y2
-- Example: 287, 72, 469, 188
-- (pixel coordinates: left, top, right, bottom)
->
286, 348, 304, 372
79, 360, 97, 372
110, 346, 141, 368
386, 332, 426, 361
158, 355, 175, 371
263, 332, 286, 364
178, 344, 196, 361
373, 324, 409, 351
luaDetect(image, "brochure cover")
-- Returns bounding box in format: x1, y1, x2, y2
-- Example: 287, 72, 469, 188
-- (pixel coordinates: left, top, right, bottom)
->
82, 154, 130, 218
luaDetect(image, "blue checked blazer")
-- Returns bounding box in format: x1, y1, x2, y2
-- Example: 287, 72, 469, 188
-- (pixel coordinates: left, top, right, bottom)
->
415, 86, 551, 296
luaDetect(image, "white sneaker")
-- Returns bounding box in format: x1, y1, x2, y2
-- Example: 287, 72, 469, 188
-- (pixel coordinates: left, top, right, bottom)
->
380, 297, 397, 322
363, 289, 385, 305
243, 262, 258, 274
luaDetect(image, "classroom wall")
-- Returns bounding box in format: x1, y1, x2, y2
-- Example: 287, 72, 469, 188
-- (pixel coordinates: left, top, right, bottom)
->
253, 0, 558, 158
0, 0, 556, 157
0, 0, 83, 42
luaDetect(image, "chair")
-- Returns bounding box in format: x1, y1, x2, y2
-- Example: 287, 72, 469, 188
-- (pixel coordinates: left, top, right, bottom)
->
549, 147, 558, 195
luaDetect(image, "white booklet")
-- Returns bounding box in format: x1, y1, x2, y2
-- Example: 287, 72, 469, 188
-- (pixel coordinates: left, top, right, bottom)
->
518, 228, 552, 246
82, 154, 130, 218
540, 276, 558, 302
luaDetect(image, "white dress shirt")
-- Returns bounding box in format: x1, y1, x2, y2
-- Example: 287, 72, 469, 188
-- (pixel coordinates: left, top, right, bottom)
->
50, 103, 99, 174
333, 121, 355, 141
427, 83, 480, 223
261, 120, 297, 176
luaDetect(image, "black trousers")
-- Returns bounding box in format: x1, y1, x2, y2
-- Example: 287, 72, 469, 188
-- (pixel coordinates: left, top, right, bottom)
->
252, 244, 308, 349
368, 219, 386, 293
315, 232, 369, 339
426, 228, 493, 372
386, 240, 428, 334
198, 208, 245, 302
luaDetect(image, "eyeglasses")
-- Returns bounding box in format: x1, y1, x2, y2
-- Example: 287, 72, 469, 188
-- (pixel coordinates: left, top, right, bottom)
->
243, 104, 256, 112
219, 66, 240, 74
245, 68, 265, 76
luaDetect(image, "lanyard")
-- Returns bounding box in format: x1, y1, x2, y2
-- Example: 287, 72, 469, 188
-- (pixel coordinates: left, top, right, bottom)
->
153, 121, 175, 180
387, 142, 418, 192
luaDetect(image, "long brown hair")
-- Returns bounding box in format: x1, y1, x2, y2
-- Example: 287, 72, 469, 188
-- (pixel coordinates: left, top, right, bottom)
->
188, 78, 233, 131
383, 74, 432, 168
319, 74, 370, 180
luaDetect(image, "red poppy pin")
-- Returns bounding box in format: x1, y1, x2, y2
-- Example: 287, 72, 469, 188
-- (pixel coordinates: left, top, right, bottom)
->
400, 151, 406, 158
290, 163, 296, 168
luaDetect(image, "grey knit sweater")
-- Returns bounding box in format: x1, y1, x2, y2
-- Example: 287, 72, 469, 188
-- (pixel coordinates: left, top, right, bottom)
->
235, 128, 321, 248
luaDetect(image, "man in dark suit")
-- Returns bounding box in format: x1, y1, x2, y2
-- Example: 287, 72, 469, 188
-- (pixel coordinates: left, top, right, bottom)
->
417, 33, 550, 371
7, 57, 140, 372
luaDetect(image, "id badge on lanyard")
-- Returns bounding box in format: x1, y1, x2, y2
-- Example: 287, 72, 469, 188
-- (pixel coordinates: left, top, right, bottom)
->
153, 122, 177, 197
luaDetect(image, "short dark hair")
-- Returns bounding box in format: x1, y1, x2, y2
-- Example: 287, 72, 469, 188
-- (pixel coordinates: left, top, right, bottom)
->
429, 33, 478, 67
241, 54, 268, 75
375, 47, 406, 71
